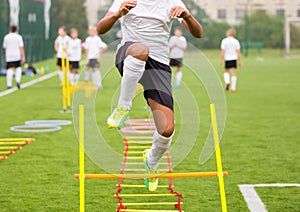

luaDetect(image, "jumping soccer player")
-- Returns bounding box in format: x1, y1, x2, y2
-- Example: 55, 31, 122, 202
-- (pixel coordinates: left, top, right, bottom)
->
97, 0, 202, 191
84, 26, 107, 89
169, 26, 187, 89
54, 26, 71, 84
3, 25, 25, 89
68, 28, 82, 85
220, 28, 242, 92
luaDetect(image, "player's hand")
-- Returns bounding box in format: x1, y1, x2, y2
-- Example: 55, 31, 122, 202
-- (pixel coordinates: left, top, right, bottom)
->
219, 61, 223, 67
21, 56, 26, 64
238, 61, 243, 68
86, 58, 89, 65
170, 6, 191, 19
116, 0, 137, 18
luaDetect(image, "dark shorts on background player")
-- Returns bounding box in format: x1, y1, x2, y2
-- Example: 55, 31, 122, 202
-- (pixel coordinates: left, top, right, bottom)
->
169, 58, 183, 67
69, 61, 80, 70
6, 60, 21, 69
88, 59, 99, 68
225, 60, 237, 69
116, 41, 173, 111
57, 58, 62, 67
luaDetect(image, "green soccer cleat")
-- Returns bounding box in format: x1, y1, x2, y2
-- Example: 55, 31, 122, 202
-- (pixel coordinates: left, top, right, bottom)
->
107, 107, 129, 129
143, 149, 158, 192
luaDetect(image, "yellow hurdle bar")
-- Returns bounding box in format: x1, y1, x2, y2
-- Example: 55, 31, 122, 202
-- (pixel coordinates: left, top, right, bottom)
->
0, 142, 26, 145
210, 103, 228, 212
79, 105, 85, 212
75, 171, 228, 179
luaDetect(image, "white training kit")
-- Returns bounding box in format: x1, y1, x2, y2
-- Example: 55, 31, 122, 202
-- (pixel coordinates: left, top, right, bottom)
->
221, 36, 241, 61
3, 32, 24, 62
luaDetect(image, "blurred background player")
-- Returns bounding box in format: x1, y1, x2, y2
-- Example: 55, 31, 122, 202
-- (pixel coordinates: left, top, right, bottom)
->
220, 28, 242, 92
54, 26, 71, 84
84, 26, 107, 89
169, 26, 187, 89
2, 25, 25, 89
68, 28, 82, 85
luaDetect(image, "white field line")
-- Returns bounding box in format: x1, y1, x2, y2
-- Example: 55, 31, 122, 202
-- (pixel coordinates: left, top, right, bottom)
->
238, 184, 300, 212
0, 71, 59, 97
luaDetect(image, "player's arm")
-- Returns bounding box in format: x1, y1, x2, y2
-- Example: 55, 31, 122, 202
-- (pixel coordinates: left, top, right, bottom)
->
170, 7, 203, 38
219, 49, 225, 67
20, 47, 26, 64
97, 1, 137, 34
54, 41, 58, 52
237, 49, 242, 68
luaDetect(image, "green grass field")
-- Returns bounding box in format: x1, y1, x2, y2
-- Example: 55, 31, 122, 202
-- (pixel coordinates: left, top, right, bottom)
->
0, 49, 299, 211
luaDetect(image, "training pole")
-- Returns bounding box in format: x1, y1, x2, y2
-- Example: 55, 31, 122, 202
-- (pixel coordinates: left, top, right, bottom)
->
65, 57, 71, 108
79, 105, 85, 212
61, 51, 67, 111
210, 103, 228, 212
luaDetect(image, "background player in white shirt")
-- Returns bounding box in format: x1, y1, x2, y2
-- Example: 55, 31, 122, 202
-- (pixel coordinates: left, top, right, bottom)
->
84, 26, 107, 89
220, 28, 242, 92
169, 26, 187, 89
2, 25, 25, 89
54, 26, 71, 83
68, 28, 82, 85
97, 0, 202, 191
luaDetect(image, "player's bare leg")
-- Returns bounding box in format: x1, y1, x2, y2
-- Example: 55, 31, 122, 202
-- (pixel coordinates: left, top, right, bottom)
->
144, 98, 174, 191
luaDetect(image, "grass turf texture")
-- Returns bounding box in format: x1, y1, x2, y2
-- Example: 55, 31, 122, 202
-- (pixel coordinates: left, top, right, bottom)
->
0, 50, 299, 211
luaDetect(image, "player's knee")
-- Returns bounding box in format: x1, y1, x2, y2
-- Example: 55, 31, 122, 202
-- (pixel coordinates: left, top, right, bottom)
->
126, 43, 149, 61
162, 124, 174, 138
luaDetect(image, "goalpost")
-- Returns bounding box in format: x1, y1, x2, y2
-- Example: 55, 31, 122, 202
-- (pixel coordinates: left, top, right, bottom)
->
285, 17, 300, 58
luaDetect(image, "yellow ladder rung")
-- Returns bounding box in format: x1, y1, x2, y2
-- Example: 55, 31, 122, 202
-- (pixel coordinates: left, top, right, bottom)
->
0, 147, 18, 150
124, 151, 143, 154
120, 202, 182, 206
124, 169, 171, 172
128, 146, 152, 149
120, 210, 183, 212
0, 151, 12, 154
115, 193, 176, 197
125, 162, 169, 165
127, 156, 169, 160
0, 142, 25, 145
116, 184, 173, 188
128, 141, 153, 144
0, 138, 32, 142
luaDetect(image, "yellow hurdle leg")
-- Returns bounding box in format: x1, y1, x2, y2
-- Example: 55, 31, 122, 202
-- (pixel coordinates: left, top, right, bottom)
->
210, 103, 227, 212
79, 105, 85, 212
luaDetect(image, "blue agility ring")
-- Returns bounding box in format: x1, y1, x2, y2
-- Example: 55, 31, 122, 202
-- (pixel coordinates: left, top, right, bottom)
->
10, 125, 62, 133
25, 120, 72, 126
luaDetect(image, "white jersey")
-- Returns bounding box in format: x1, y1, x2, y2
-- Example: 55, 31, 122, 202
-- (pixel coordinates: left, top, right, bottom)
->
109, 0, 187, 65
55, 35, 71, 58
68, 38, 82, 61
85, 36, 107, 59
169, 36, 187, 59
221, 36, 241, 61
3, 32, 24, 62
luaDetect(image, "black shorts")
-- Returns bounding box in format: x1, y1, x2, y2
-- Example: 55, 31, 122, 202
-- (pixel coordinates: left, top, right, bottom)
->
170, 58, 183, 67
88, 59, 99, 68
69, 61, 80, 70
116, 41, 173, 111
6, 61, 21, 69
225, 60, 237, 69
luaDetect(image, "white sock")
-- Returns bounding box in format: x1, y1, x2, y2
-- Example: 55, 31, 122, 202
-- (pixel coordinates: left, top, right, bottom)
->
231, 76, 237, 90
15, 67, 22, 84
175, 71, 183, 85
84, 70, 90, 82
58, 70, 63, 83
118, 55, 146, 110
69, 73, 75, 85
74, 74, 80, 84
147, 130, 174, 170
6, 69, 14, 88
92, 70, 102, 88
224, 72, 230, 85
